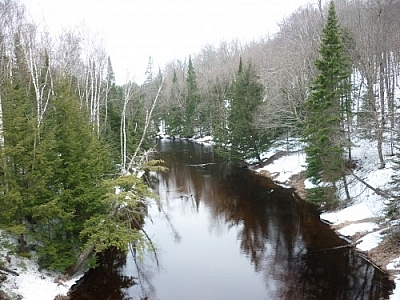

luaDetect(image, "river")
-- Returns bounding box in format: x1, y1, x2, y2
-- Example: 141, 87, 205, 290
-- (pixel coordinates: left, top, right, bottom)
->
69, 140, 394, 300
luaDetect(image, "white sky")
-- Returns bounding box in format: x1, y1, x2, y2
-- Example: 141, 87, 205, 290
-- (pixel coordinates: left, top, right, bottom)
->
24, 0, 317, 84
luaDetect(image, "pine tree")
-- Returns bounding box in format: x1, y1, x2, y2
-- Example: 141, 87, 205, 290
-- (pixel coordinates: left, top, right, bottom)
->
388, 156, 400, 219
0, 40, 38, 251
31, 84, 115, 270
302, 1, 352, 202
183, 56, 200, 137
225, 59, 266, 166
165, 71, 184, 136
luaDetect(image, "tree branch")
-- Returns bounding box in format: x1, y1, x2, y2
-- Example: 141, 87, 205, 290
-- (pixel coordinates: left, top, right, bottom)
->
348, 170, 395, 199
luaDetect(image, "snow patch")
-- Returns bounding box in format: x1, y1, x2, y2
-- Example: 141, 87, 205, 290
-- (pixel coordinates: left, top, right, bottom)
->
1, 232, 80, 300
387, 257, 400, 271
1, 256, 80, 300
391, 275, 400, 300
256, 151, 306, 185
320, 201, 384, 225
337, 222, 379, 237
355, 229, 385, 252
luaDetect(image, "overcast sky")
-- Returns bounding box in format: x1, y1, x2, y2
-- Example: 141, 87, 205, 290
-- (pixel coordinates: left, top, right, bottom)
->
24, 0, 318, 84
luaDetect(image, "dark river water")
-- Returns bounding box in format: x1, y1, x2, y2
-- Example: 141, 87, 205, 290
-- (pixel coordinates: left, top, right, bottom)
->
70, 140, 394, 300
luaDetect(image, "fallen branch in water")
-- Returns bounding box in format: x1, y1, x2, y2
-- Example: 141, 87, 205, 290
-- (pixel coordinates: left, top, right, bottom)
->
358, 252, 387, 274
310, 240, 362, 252
187, 163, 217, 168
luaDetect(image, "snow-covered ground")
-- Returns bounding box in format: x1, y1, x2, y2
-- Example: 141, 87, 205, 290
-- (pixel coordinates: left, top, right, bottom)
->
0, 232, 81, 299
1, 136, 400, 299
1, 257, 79, 300
253, 137, 400, 299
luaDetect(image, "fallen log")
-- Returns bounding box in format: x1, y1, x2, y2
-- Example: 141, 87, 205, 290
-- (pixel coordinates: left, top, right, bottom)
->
348, 170, 395, 199
358, 252, 387, 274
310, 240, 362, 252
0, 266, 19, 276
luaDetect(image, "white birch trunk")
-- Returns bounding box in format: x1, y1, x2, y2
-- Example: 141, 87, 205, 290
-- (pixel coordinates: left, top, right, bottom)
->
120, 84, 133, 172
128, 77, 164, 171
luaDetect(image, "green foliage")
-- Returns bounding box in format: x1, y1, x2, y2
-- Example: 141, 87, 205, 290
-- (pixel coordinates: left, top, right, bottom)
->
302, 1, 351, 192
183, 56, 200, 137
388, 148, 400, 219
306, 186, 338, 206
164, 56, 205, 137
80, 174, 155, 255
142, 159, 168, 173
101, 85, 124, 159
216, 59, 268, 166
0, 56, 163, 272
0, 69, 37, 243
37, 240, 78, 271
80, 217, 144, 253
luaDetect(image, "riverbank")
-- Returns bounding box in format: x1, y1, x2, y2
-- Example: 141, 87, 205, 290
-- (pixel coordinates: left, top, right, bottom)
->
0, 232, 81, 300
247, 138, 400, 299
1, 136, 400, 299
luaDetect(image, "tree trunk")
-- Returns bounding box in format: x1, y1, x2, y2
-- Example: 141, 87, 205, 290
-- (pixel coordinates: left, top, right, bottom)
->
67, 244, 96, 276
128, 77, 164, 171
342, 174, 351, 201
378, 57, 386, 169
366, 74, 385, 169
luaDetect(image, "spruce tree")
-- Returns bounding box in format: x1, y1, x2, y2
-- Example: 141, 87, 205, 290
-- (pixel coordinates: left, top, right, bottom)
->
0, 42, 38, 251
183, 56, 200, 137
31, 84, 115, 270
225, 59, 266, 166
303, 1, 352, 202
388, 156, 400, 219
166, 75, 185, 136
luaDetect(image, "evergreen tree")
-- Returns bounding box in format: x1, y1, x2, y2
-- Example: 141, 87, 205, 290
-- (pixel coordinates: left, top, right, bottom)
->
165, 70, 185, 136
223, 59, 266, 166
102, 84, 124, 159
31, 83, 116, 270
0, 40, 38, 251
144, 56, 154, 84
101, 57, 122, 153
388, 155, 400, 220
182, 56, 200, 137
302, 1, 352, 202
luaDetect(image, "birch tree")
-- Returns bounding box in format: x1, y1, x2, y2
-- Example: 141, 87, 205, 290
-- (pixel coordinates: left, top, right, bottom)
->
120, 81, 135, 172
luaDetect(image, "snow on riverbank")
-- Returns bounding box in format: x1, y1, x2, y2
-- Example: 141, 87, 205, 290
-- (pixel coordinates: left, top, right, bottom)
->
1, 136, 400, 299
0, 234, 81, 299
1, 258, 79, 300
251, 138, 400, 299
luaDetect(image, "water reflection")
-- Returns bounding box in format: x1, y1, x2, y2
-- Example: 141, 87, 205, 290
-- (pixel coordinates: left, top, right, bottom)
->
70, 140, 394, 300
69, 248, 135, 300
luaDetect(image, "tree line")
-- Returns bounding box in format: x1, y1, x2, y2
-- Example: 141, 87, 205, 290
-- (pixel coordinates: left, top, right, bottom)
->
156, 0, 400, 207
1, 0, 400, 274
0, 0, 164, 273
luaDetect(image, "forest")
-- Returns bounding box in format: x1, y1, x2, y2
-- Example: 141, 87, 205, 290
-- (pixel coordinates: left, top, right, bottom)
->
0, 0, 400, 275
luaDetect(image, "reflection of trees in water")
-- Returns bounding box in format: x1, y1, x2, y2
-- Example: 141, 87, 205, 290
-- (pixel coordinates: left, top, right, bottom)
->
71, 141, 393, 299
156, 141, 216, 213
203, 170, 393, 299
285, 247, 394, 300
157, 143, 393, 299
69, 248, 136, 300
128, 244, 159, 300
